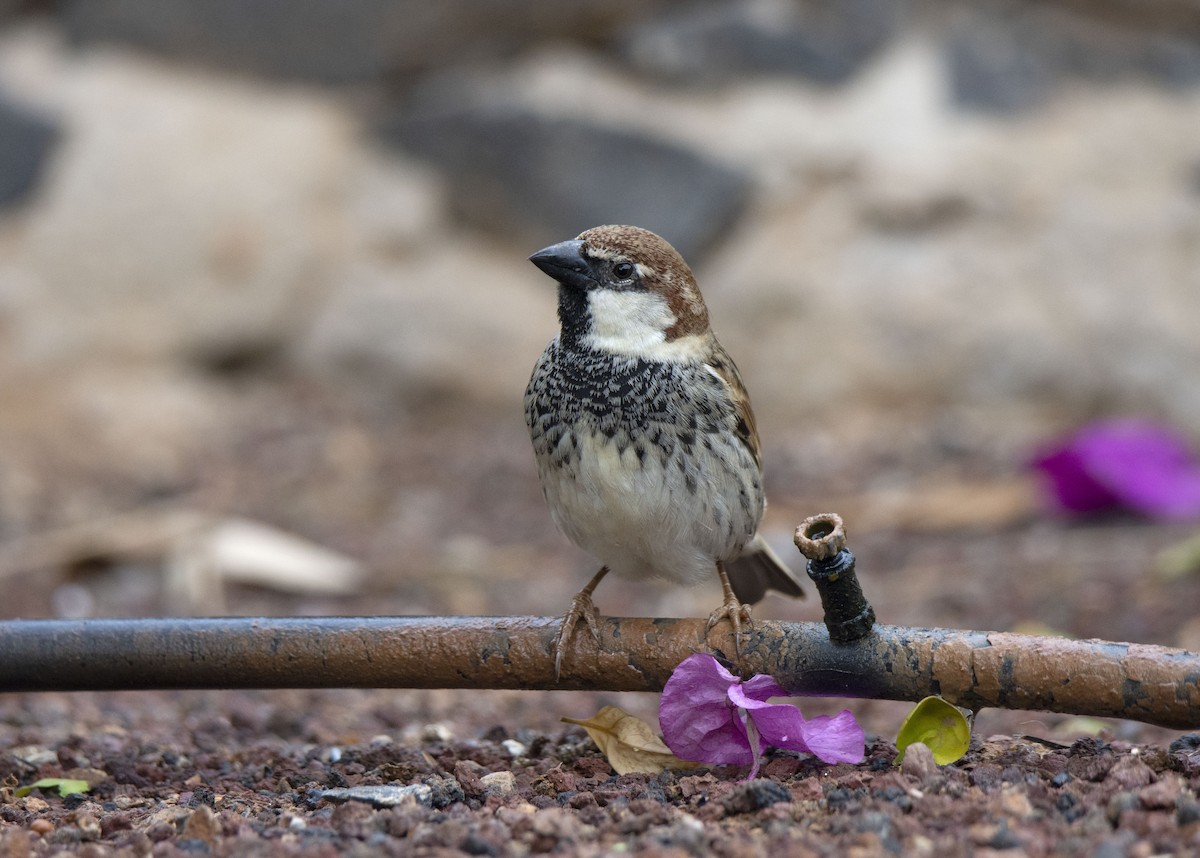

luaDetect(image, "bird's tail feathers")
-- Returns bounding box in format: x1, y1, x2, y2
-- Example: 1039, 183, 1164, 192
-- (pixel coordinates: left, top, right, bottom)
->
725, 534, 806, 605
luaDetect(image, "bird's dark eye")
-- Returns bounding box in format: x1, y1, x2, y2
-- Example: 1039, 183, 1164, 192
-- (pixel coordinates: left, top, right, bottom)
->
613, 262, 635, 280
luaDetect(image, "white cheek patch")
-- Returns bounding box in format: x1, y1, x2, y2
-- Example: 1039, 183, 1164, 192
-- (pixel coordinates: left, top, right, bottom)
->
586, 290, 672, 350
583, 289, 709, 361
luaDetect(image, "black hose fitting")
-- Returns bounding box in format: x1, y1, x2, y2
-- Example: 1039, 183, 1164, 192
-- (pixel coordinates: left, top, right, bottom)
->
794, 513, 876, 643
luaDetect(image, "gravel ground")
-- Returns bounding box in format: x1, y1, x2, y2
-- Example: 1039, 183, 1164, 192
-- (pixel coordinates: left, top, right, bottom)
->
1, 688, 1199, 856
1, 390, 1199, 856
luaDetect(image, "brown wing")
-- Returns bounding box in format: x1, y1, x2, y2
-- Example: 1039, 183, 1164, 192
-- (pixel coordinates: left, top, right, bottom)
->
706, 343, 807, 603
705, 341, 762, 470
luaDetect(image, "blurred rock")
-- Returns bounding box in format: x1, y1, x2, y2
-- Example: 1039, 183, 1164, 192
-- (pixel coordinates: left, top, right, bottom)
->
340, 146, 446, 257
0, 43, 385, 499
702, 65, 1200, 431
945, 7, 1059, 113
624, 0, 901, 86
0, 94, 57, 208
295, 245, 556, 411
947, 1, 1200, 113
377, 106, 751, 261
59, 0, 683, 83
0, 53, 353, 369
0, 362, 233, 527
0, 11, 1198, 510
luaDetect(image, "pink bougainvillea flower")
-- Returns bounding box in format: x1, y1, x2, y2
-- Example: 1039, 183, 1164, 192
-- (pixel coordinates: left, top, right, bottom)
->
659, 653, 865, 779
1031, 419, 1200, 521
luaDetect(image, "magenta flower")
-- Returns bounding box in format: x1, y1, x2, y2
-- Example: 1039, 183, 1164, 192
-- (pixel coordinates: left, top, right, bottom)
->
1031, 419, 1200, 521
658, 653, 865, 779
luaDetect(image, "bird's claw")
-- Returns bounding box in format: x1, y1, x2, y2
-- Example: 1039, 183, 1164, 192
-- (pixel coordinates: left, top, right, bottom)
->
553, 590, 602, 680
705, 598, 753, 657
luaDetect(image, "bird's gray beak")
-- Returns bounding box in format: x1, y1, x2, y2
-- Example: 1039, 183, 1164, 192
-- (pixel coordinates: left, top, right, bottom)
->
529, 240, 593, 289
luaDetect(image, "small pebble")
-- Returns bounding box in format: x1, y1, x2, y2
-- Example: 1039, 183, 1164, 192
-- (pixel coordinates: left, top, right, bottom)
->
29, 819, 53, 838
145, 821, 175, 843
20, 798, 49, 814
900, 743, 939, 781
1105, 756, 1154, 790
11, 747, 57, 768
1138, 775, 1182, 809
424, 774, 466, 808
320, 785, 433, 809
724, 779, 791, 814
421, 724, 453, 743
501, 739, 528, 758
999, 787, 1034, 820
75, 813, 101, 842
1177, 799, 1200, 826
792, 777, 824, 802
480, 771, 517, 797
1055, 792, 1083, 822
1106, 791, 1139, 824
182, 805, 218, 845
1168, 733, 1200, 756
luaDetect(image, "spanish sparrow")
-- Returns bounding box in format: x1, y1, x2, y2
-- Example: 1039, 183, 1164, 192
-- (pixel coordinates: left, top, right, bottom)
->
524, 225, 805, 677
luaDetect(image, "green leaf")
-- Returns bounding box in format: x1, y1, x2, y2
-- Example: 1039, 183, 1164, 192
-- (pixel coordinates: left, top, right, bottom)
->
895, 696, 971, 766
15, 778, 91, 798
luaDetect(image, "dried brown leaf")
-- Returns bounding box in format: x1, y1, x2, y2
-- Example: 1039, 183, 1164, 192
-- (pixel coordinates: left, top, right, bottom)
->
562, 705, 700, 775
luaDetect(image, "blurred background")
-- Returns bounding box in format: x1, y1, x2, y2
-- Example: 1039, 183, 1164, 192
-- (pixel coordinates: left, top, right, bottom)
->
0, 0, 1198, 736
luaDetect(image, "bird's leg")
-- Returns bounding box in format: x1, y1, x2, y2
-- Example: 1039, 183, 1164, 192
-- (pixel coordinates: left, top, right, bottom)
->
553, 565, 610, 680
706, 560, 753, 656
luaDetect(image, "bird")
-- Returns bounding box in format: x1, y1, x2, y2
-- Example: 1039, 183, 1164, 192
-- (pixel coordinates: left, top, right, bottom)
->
523, 224, 805, 677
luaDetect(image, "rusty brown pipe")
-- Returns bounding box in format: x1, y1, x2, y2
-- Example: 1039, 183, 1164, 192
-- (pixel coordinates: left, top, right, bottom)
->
0, 616, 1196, 730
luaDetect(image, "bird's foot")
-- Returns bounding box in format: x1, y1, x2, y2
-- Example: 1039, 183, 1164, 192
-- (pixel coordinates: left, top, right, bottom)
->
708, 560, 753, 657
705, 597, 753, 656
553, 567, 610, 680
